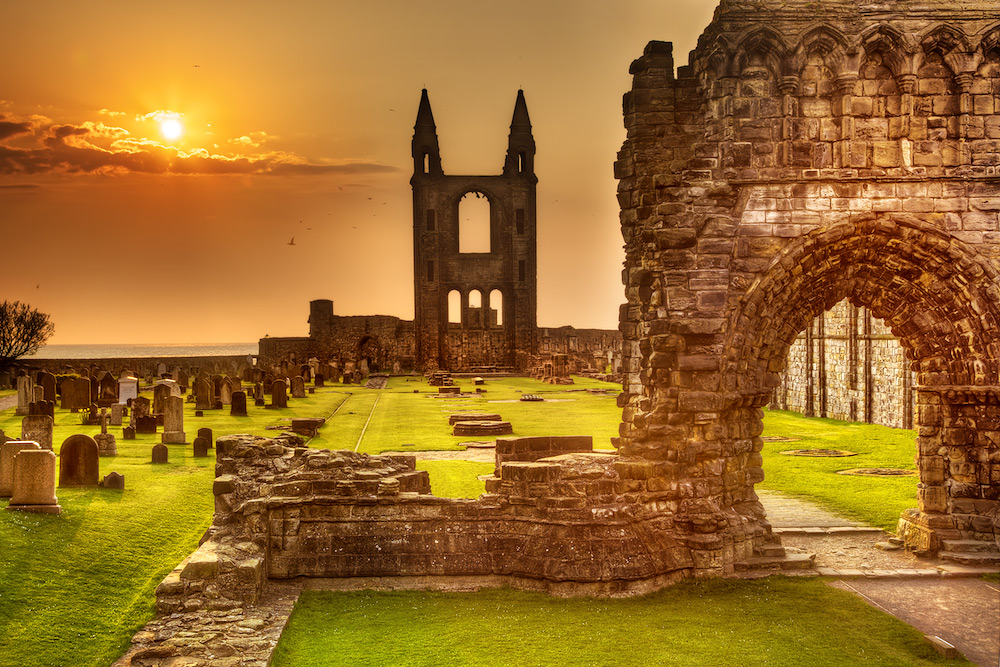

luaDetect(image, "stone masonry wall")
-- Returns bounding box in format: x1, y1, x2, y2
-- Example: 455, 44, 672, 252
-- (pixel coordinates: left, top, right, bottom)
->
615, 0, 1000, 556
775, 298, 916, 428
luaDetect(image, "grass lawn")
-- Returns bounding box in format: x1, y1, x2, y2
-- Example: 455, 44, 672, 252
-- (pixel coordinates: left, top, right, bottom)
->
270, 578, 969, 667
0, 376, 929, 667
759, 409, 919, 531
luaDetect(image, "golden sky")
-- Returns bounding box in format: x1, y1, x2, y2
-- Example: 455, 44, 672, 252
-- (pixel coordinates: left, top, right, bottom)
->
0, 0, 716, 344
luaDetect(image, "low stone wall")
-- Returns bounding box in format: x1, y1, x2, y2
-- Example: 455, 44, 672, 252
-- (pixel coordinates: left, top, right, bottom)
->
153, 433, 783, 615
11, 355, 250, 381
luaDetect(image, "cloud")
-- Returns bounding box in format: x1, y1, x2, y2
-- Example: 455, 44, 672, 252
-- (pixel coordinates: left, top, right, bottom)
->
98, 108, 127, 118
0, 112, 398, 177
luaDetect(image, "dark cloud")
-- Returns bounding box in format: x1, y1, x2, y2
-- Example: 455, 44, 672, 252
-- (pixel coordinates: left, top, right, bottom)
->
0, 121, 31, 141
0, 116, 398, 177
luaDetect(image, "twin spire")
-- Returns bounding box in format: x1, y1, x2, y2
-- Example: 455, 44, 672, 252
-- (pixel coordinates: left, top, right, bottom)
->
411, 88, 535, 177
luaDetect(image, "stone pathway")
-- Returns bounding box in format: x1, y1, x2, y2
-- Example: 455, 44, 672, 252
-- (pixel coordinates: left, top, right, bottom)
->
0, 394, 17, 412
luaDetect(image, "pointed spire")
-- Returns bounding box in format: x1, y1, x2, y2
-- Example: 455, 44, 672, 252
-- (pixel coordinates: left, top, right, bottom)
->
415, 88, 437, 130
412, 89, 442, 176
510, 89, 531, 130
504, 89, 535, 178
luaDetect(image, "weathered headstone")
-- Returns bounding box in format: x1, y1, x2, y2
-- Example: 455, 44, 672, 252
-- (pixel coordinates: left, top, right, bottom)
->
118, 375, 139, 405
193, 437, 209, 457
230, 390, 248, 417
270, 380, 288, 408
220, 378, 233, 406
100, 471, 125, 490
176, 368, 189, 393
136, 416, 158, 435
194, 376, 213, 410
0, 440, 41, 496
123, 425, 136, 440
152, 383, 171, 415
58, 434, 100, 487
197, 427, 213, 448
151, 444, 169, 464
39, 371, 57, 403
16, 376, 33, 416
131, 396, 151, 428
60, 377, 90, 411
161, 396, 186, 444
291, 376, 306, 399
6, 449, 60, 514
157, 362, 167, 378
98, 373, 118, 405
20, 415, 53, 451
315, 373, 325, 387
110, 403, 124, 426
230, 377, 242, 394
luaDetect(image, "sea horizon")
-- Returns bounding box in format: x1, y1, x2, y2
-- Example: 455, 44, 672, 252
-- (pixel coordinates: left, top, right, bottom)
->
24, 342, 259, 360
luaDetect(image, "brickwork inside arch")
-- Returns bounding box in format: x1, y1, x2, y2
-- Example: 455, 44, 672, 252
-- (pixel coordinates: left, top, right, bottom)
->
615, 0, 1000, 559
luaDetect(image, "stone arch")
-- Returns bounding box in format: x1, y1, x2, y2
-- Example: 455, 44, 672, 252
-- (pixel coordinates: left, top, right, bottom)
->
731, 26, 789, 80
920, 23, 972, 60
859, 23, 919, 78
792, 24, 851, 74
725, 215, 1000, 398
979, 25, 1000, 62
457, 190, 492, 254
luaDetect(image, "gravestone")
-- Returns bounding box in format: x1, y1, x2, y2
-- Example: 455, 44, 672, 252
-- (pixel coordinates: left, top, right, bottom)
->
230, 377, 242, 394
16, 376, 32, 416
88, 375, 99, 403
123, 425, 136, 440
21, 415, 53, 451
118, 375, 139, 405
197, 427, 213, 448
301, 366, 312, 383
98, 373, 118, 405
58, 434, 100, 487
131, 396, 151, 428
157, 362, 167, 378
110, 404, 124, 426
94, 411, 117, 456
100, 472, 124, 490
161, 396, 186, 444
270, 380, 288, 408
32, 385, 43, 402
39, 371, 57, 403
60, 377, 90, 411
0, 440, 41, 496
392, 361, 402, 375
6, 449, 60, 514
291, 376, 306, 399
211, 375, 224, 401
151, 444, 168, 464
253, 383, 263, 400
193, 437, 209, 457
194, 376, 213, 410
176, 368, 188, 393
220, 378, 233, 406
230, 391, 248, 416
315, 373, 325, 387
152, 382, 174, 415
136, 416, 158, 435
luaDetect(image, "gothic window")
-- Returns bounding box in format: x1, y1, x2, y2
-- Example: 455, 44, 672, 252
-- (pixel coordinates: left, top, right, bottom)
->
459, 192, 491, 253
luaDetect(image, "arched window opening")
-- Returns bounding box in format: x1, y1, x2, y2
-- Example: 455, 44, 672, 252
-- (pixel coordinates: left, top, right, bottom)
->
490, 289, 503, 326
459, 192, 491, 253
423, 153, 430, 174
518, 152, 526, 173
447, 290, 461, 324
468, 289, 483, 328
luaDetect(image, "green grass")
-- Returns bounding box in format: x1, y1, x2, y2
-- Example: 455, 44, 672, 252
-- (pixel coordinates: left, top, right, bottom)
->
760, 409, 918, 531
271, 578, 969, 667
0, 379, 932, 667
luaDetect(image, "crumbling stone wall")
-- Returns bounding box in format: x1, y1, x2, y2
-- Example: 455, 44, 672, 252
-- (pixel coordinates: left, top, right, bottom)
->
615, 0, 1000, 556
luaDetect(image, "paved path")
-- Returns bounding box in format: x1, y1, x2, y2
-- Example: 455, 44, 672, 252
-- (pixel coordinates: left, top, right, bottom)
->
757, 489, 870, 529
0, 394, 17, 412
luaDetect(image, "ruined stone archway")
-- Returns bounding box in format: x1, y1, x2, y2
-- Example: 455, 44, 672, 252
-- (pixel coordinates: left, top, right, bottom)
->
717, 215, 1000, 550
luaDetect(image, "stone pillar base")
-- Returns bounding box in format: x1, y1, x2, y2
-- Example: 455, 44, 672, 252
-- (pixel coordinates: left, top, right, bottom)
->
6, 503, 61, 514
161, 431, 187, 444
896, 508, 961, 555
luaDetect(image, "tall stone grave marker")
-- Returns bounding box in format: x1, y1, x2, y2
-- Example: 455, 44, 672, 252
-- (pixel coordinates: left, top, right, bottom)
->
220, 378, 233, 406
21, 415, 53, 451
110, 403, 124, 426
291, 376, 306, 399
230, 390, 248, 417
152, 383, 171, 415
161, 395, 186, 444
131, 396, 151, 428
6, 449, 60, 514
270, 380, 287, 408
1, 440, 41, 496
39, 371, 57, 403
194, 376, 213, 410
58, 434, 100, 487
16, 376, 32, 416
118, 375, 139, 405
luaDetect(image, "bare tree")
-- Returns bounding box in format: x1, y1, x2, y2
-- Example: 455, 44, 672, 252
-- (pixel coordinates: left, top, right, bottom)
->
0, 301, 55, 369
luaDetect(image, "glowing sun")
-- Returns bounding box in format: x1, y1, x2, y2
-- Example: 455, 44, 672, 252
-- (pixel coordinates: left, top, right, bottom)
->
160, 118, 183, 140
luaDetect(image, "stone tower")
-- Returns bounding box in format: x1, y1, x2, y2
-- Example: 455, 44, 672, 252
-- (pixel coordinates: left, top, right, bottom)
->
411, 89, 538, 371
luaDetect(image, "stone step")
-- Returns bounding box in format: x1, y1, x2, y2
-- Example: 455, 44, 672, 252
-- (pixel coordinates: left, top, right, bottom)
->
938, 551, 1000, 566
757, 544, 786, 558
736, 553, 815, 571
940, 539, 1000, 554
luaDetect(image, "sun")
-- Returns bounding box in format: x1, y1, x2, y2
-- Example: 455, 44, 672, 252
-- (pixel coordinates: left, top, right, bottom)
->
160, 118, 183, 140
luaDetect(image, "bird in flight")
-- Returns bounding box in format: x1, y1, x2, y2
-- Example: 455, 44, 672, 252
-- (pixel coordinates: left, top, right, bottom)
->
288, 237, 296, 246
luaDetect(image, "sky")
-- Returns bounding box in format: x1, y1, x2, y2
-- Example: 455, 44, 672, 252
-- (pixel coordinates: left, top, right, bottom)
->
0, 0, 717, 345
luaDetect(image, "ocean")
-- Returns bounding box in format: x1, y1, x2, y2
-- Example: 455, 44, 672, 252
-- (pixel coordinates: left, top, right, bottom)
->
24, 342, 259, 360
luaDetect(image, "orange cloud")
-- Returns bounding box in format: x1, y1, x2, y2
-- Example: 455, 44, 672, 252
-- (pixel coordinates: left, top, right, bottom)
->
0, 110, 396, 176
